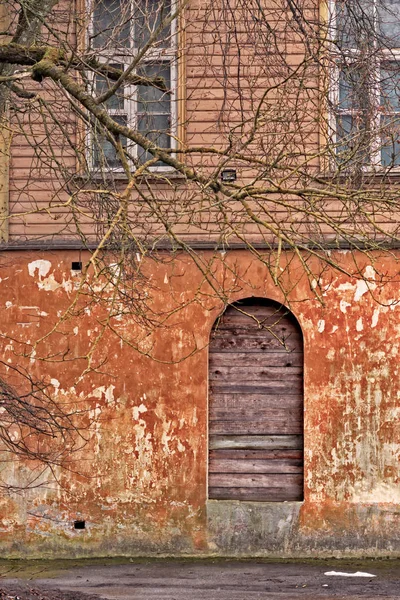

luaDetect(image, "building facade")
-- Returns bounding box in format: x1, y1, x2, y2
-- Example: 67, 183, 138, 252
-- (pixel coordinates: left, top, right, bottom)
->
0, 0, 400, 557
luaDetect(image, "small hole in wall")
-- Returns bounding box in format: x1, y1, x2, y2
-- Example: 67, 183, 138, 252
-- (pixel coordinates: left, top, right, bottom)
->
74, 520, 86, 530
71, 261, 82, 271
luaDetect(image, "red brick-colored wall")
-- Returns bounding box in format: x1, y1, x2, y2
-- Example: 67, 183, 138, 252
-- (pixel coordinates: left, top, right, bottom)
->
0, 248, 400, 557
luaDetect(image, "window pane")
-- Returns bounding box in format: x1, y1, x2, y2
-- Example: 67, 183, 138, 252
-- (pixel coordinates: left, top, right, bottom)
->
381, 115, 400, 166
137, 64, 171, 113
380, 63, 400, 112
137, 114, 171, 165
335, 0, 374, 49
336, 115, 370, 164
93, 115, 128, 168
134, 0, 172, 48
339, 67, 361, 110
377, 0, 400, 48
95, 64, 125, 110
92, 0, 131, 49
338, 65, 372, 114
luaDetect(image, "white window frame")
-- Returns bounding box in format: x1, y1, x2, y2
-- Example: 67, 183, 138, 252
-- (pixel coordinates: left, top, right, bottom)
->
328, 0, 400, 170
87, 0, 178, 173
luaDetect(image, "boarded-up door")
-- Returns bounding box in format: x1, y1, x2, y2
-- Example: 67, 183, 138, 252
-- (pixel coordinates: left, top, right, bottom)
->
208, 297, 303, 502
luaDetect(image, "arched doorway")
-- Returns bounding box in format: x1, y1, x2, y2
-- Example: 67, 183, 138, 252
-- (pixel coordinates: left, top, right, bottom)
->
208, 297, 304, 502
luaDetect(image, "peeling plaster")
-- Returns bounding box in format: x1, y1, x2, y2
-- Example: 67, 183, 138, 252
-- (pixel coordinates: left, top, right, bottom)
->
371, 308, 380, 328
90, 385, 116, 405
2, 250, 400, 557
340, 300, 351, 314
28, 260, 51, 279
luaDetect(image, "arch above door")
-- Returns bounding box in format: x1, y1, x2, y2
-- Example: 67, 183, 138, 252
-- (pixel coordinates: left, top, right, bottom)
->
208, 297, 304, 502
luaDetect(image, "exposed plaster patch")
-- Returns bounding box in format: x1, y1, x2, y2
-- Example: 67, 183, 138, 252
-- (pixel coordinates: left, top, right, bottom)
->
327, 348, 335, 360
51, 379, 60, 396
28, 260, 51, 279
5, 301, 12, 309
354, 280, 369, 302
352, 482, 400, 503
132, 404, 147, 420
356, 318, 363, 332
73, 327, 78, 335
337, 282, 354, 292
164, 273, 169, 284
90, 385, 116, 405
331, 325, 339, 334
317, 320, 325, 333
161, 421, 172, 453
387, 299, 399, 310
371, 308, 380, 328
340, 300, 351, 314
364, 265, 376, 280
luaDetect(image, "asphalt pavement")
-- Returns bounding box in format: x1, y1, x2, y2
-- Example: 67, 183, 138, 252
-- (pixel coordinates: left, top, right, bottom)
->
1, 558, 400, 599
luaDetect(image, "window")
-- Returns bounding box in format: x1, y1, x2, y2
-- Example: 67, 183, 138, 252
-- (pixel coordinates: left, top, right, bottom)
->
88, 0, 177, 170
330, 0, 400, 169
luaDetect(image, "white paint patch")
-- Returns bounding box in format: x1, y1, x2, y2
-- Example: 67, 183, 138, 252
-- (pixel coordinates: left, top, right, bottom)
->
325, 572, 376, 578
317, 319, 325, 333
356, 318, 363, 332
364, 265, 376, 280
387, 299, 399, 310
337, 282, 355, 292
38, 275, 58, 291
132, 403, 147, 420
51, 378, 60, 396
90, 385, 116, 405
28, 260, 51, 279
340, 300, 351, 314
352, 481, 400, 504
354, 280, 369, 302
371, 308, 380, 328
327, 348, 335, 360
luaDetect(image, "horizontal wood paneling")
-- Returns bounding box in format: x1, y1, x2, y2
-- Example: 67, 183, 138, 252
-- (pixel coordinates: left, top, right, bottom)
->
209, 457, 303, 474
209, 298, 303, 502
209, 434, 303, 450
211, 394, 303, 409
209, 485, 304, 502
209, 449, 303, 460
209, 473, 303, 488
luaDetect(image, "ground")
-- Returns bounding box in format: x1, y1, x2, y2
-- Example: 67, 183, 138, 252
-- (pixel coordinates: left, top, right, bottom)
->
1, 559, 400, 599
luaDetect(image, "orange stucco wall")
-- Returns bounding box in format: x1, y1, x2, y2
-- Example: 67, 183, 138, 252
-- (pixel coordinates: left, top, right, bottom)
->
0, 248, 400, 557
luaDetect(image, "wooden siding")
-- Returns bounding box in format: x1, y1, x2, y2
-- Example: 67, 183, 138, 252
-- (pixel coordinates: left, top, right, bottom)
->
208, 298, 304, 502
5, 0, 323, 244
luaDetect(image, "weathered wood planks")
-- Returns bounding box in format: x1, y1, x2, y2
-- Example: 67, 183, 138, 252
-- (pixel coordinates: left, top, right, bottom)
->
208, 298, 304, 502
